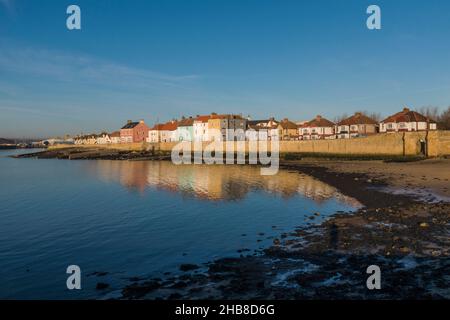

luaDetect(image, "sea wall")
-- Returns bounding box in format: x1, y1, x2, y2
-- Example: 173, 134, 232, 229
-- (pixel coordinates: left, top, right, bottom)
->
50, 131, 450, 157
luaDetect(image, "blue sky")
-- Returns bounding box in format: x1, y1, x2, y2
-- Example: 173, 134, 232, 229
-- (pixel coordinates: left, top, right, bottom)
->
1, 0, 450, 138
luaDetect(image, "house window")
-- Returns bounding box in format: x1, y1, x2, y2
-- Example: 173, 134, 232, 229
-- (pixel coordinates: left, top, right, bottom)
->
387, 123, 393, 129
399, 123, 406, 129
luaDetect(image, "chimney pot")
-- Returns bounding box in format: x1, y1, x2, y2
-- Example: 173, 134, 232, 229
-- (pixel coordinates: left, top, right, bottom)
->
127, 120, 132, 124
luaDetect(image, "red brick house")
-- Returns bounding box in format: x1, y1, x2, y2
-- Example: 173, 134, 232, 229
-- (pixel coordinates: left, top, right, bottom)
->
120, 120, 150, 143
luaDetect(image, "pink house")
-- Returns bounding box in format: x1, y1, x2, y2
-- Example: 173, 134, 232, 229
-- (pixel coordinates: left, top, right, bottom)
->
120, 120, 150, 143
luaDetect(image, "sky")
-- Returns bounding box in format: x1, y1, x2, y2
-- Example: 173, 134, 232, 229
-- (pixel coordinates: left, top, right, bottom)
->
1, 0, 450, 138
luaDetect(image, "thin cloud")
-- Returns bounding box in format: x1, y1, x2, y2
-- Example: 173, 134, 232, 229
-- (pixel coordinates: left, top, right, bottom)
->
0, 0, 14, 13
0, 44, 201, 90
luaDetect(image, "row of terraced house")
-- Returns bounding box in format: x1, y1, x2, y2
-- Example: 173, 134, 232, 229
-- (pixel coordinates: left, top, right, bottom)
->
73, 107, 437, 145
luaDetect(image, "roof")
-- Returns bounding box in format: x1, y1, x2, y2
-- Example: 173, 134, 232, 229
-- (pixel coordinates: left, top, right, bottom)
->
178, 117, 195, 127
150, 124, 165, 131
209, 114, 244, 120
76, 134, 99, 139
301, 115, 335, 128
381, 107, 436, 123
247, 119, 278, 126
194, 115, 211, 123
247, 125, 270, 131
110, 131, 120, 137
338, 112, 378, 126
121, 122, 139, 129
161, 121, 178, 131
278, 119, 298, 129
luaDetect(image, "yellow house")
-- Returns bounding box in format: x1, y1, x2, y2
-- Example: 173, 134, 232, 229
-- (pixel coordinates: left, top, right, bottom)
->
277, 118, 299, 140
207, 113, 246, 141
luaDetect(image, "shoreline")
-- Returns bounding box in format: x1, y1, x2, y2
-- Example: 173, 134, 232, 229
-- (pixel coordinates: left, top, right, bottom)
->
12, 147, 450, 299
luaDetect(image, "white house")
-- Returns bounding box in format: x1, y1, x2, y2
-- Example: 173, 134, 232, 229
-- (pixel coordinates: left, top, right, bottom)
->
96, 133, 112, 144
160, 121, 178, 142
147, 124, 164, 143
336, 112, 379, 139
193, 115, 211, 142
379, 107, 437, 133
74, 135, 98, 145
176, 117, 194, 141
245, 118, 278, 141
299, 115, 335, 140
110, 131, 121, 144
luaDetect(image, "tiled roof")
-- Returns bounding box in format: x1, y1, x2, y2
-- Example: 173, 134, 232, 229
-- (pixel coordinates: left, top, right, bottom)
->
381, 108, 436, 123
161, 121, 178, 131
338, 112, 378, 126
150, 124, 165, 131
301, 115, 335, 128
278, 119, 298, 129
178, 118, 195, 127
194, 115, 211, 123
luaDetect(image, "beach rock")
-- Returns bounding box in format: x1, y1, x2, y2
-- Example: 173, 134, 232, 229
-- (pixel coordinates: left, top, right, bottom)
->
419, 222, 429, 228
96, 282, 110, 290
122, 280, 160, 299
180, 264, 200, 272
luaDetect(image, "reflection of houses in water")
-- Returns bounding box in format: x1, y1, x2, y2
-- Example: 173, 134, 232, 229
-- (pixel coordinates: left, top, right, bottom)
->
84, 161, 361, 207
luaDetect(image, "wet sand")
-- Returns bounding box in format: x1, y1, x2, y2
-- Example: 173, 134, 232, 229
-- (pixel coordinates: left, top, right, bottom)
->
297, 159, 450, 198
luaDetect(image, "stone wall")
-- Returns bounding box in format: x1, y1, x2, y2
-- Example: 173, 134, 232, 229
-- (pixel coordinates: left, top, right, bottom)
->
51, 131, 450, 157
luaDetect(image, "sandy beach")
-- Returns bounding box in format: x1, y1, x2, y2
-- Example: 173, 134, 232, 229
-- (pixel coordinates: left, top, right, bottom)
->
300, 159, 450, 198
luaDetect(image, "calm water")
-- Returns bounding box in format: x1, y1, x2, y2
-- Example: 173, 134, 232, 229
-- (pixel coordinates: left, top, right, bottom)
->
0, 149, 360, 299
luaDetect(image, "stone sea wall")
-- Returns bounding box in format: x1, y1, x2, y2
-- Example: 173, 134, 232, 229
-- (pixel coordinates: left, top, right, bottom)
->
51, 131, 450, 157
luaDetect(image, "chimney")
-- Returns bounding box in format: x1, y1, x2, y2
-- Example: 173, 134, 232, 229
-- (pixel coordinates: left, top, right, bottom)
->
127, 120, 132, 124
316, 115, 322, 120
283, 118, 288, 122
139, 119, 144, 124
355, 112, 362, 116
403, 107, 410, 112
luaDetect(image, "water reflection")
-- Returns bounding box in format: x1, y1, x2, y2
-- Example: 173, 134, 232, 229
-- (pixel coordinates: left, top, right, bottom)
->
82, 161, 361, 207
